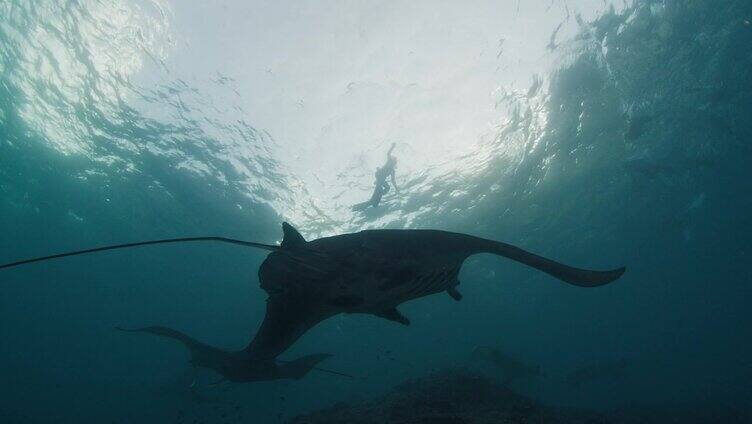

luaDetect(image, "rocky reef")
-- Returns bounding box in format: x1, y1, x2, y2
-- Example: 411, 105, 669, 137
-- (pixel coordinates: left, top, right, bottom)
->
289, 368, 751, 424
289, 369, 603, 424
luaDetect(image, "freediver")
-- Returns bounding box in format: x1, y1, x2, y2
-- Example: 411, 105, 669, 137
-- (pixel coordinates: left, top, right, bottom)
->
352, 143, 398, 211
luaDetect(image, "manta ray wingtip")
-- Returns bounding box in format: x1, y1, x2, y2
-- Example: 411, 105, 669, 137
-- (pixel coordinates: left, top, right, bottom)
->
279, 352, 338, 380
375, 307, 410, 326
588, 266, 626, 286
609, 266, 627, 281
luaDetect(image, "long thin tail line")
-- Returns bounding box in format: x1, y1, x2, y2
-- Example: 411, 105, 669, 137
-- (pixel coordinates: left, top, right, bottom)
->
0, 237, 279, 270
311, 367, 357, 379
275, 359, 357, 380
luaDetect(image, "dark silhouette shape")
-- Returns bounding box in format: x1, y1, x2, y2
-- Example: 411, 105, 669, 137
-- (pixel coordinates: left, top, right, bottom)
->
472, 346, 541, 385
289, 369, 608, 423
1, 222, 626, 366
116, 326, 342, 383
352, 143, 398, 211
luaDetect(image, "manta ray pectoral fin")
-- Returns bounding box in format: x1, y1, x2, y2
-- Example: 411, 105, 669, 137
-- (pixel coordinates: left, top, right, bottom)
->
275, 354, 356, 380
245, 293, 331, 359
281, 222, 306, 249
277, 354, 333, 380
473, 237, 626, 287
116, 325, 225, 367
447, 286, 462, 301
375, 307, 410, 326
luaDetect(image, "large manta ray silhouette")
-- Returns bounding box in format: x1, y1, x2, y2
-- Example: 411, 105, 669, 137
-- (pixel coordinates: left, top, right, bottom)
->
0, 223, 625, 382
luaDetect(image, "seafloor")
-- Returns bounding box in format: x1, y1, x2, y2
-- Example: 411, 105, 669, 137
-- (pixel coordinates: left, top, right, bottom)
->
288, 369, 749, 424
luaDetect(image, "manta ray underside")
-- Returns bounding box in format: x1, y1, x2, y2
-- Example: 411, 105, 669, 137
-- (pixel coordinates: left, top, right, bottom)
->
0, 222, 625, 382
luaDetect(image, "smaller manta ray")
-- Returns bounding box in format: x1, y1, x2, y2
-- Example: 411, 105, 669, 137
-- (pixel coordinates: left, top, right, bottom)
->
0, 223, 626, 382
472, 346, 541, 385
115, 326, 344, 383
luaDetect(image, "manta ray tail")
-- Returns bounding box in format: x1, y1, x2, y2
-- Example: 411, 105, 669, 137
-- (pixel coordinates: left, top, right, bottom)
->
475, 238, 625, 287
0, 237, 279, 270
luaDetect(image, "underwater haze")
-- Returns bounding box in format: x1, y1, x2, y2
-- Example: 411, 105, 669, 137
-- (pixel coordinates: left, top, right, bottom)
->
1, 0, 751, 422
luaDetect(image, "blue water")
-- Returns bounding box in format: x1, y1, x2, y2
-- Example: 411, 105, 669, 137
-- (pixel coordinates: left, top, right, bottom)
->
1, 1, 751, 422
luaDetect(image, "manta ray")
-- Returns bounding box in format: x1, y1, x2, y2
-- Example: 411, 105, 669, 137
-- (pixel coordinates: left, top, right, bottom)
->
0, 223, 625, 382
114, 326, 340, 383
